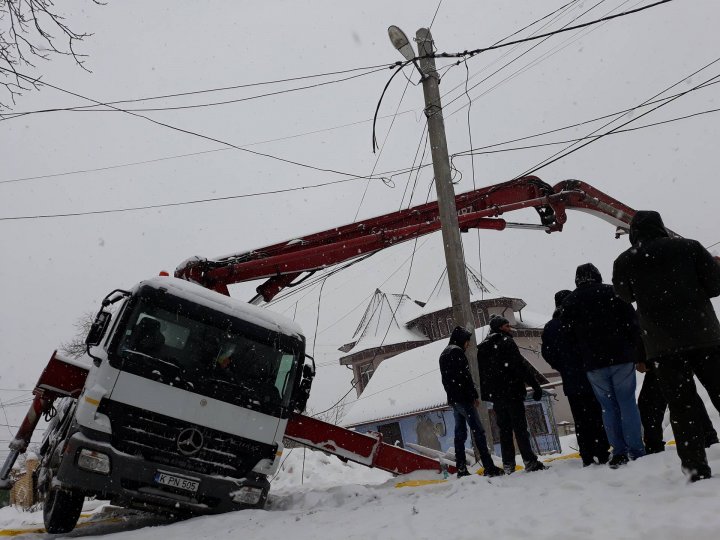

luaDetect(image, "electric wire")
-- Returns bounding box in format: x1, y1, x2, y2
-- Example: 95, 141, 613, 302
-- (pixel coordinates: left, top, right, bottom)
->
429, 0, 443, 29
0, 109, 417, 186
0, 67, 388, 184
462, 58, 484, 295
0, 62, 397, 120
314, 169, 442, 413
431, 0, 675, 60
0, 175, 390, 221
22, 76, 711, 222
356, 66, 414, 220
3, 66, 391, 115
517, 57, 720, 176
440, 0, 594, 111
452, 106, 720, 158
445, 0, 624, 116
452, 78, 720, 158
311, 233, 422, 415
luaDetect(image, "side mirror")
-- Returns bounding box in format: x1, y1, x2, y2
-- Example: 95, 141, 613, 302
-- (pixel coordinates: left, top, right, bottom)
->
86, 311, 112, 347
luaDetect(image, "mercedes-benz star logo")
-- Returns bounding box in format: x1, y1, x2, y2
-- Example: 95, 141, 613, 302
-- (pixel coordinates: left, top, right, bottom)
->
177, 428, 204, 456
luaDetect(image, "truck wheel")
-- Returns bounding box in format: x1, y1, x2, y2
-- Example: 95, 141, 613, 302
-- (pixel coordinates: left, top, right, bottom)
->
43, 487, 84, 534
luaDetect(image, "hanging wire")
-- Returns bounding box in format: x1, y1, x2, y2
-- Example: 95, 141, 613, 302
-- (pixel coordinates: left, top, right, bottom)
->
517, 58, 720, 177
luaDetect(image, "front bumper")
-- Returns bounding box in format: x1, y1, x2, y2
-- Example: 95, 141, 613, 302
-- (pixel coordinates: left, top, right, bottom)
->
56, 431, 269, 514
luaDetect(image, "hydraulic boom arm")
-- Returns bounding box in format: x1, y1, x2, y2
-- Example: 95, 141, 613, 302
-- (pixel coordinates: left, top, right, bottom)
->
175, 176, 636, 302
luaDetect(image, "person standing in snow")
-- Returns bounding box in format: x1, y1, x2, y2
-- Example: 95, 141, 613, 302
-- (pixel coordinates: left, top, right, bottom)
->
636, 359, 718, 454
561, 263, 645, 468
477, 315, 546, 474
613, 210, 720, 481
439, 326, 504, 478
542, 290, 610, 466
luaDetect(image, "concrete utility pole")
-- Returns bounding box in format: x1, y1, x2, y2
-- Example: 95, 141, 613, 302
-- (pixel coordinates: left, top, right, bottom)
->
413, 28, 491, 434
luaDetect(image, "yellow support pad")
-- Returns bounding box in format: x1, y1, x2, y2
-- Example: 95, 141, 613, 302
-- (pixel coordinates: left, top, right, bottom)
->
395, 479, 448, 488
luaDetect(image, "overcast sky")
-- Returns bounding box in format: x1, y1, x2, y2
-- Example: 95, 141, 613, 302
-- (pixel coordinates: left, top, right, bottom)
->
1, 0, 719, 441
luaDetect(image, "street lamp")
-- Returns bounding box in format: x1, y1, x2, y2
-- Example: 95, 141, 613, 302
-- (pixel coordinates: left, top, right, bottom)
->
387, 25, 416, 61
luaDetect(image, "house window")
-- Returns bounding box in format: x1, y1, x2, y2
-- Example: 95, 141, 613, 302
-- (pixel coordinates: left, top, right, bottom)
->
377, 422, 404, 447
359, 362, 375, 390
438, 318, 447, 338
525, 403, 549, 435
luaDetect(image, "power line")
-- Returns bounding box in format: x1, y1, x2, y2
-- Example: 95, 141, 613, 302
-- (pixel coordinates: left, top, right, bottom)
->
429, 0, 444, 29
517, 57, 720, 176
3, 66, 390, 116
453, 106, 720, 158
453, 78, 720, 157
0, 109, 416, 186
0, 67, 387, 184
439, 0, 591, 110
444, 0, 619, 114
0, 62, 396, 119
0, 175, 391, 221
432, 0, 675, 60
355, 66, 414, 220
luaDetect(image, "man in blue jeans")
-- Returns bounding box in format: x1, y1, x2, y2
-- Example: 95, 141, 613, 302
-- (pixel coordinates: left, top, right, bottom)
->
439, 326, 504, 478
561, 263, 645, 468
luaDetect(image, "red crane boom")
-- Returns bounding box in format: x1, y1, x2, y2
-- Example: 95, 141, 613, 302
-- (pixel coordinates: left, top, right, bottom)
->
174, 177, 635, 302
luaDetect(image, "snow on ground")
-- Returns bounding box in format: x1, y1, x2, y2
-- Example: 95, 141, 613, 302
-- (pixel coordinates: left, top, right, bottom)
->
2, 438, 720, 540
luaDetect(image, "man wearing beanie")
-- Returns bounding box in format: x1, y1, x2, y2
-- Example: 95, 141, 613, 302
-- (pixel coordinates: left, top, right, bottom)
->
439, 326, 504, 478
478, 315, 546, 474
613, 210, 720, 481
542, 290, 609, 466
561, 263, 645, 468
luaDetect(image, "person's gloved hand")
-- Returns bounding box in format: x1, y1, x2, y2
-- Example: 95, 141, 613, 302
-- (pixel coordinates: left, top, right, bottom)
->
533, 388, 543, 401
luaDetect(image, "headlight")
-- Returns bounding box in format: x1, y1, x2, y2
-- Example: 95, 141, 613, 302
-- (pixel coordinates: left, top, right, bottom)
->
77, 448, 111, 475
231, 486, 264, 505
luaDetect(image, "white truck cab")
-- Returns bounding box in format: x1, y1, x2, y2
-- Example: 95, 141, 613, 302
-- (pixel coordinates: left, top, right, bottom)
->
39, 277, 313, 533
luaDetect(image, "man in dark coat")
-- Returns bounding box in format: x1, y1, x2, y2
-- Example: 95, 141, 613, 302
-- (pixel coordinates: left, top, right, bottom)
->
542, 290, 609, 466
561, 263, 645, 467
478, 315, 546, 474
439, 326, 504, 478
613, 210, 720, 481
637, 360, 718, 454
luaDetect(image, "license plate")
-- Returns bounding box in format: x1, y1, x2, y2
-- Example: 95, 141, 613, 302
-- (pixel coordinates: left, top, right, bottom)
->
154, 471, 200, 493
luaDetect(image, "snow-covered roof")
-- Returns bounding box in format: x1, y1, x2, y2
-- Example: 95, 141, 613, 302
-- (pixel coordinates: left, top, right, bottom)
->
139, 277, 304, 338
516, 310, 552, 330
340, 290, 428, 353
342, 321, 549, 427
341, 324, 501, 427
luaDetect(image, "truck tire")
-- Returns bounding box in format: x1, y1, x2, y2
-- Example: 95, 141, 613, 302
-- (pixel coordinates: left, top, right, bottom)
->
43, 487, 84, 534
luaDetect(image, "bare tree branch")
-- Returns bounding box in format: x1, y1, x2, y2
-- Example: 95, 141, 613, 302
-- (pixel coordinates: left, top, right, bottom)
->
59, 311, 95, 359
0, 1, 104, 109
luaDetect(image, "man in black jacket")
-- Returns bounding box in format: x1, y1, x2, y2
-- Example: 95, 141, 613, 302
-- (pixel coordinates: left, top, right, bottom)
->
561, 263, 645, 468
542, 290, 609, 466
439, 326, 504, 478
613, 210, 720, 481
478, 316, 546, 474
636, 359, 718, 454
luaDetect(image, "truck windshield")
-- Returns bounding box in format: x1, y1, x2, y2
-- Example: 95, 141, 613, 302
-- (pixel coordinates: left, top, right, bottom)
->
109, 289, 301, 416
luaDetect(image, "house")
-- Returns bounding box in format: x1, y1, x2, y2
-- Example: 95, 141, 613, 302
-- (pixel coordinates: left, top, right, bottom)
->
339, 267, 572, 426
341, 332, 562, 457
338, 267, 572, 457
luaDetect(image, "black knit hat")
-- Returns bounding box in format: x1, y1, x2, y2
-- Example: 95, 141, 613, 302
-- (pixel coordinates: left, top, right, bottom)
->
554, 289, 572, 308
489, 314, 510, 332
449, 326, 472, 347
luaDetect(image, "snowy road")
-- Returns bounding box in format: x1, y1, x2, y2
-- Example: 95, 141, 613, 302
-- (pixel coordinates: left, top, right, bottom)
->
2, 442, 720, 540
